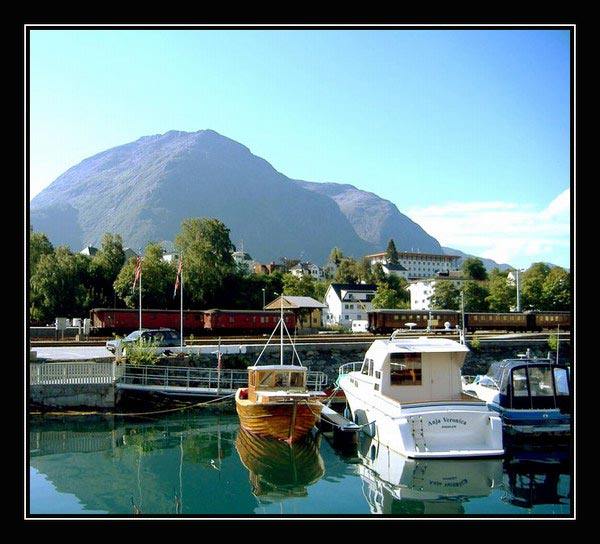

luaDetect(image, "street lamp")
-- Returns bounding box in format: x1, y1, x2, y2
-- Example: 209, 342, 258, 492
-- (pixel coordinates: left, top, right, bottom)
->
262, 288, 266, 309
514, 268, 525, 312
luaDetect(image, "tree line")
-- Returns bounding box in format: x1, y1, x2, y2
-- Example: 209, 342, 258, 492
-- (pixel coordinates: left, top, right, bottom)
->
29, 221, 569, 325
430, 258, 570, 312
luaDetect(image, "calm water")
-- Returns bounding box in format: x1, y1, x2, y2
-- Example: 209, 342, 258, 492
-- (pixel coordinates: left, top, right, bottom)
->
28, 411, 572, 516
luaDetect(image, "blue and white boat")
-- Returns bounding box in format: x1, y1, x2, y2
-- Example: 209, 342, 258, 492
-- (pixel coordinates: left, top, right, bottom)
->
462, 354, 571, 441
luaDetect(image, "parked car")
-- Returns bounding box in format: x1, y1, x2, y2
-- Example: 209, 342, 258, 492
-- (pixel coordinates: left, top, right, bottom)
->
106, 328, 184, 355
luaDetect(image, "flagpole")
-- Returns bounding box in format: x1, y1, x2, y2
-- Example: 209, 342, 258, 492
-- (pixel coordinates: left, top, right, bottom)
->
180, 264, 183, 350
139, 256, 142, 332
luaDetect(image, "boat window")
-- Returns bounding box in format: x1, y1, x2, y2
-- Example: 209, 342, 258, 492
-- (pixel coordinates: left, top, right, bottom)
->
390, 353, 422, 386
258, 372, 274, 387
290, 372, 305, 387
528, 366, 554, 397
273, 373, 289, 388
553, 367, 570, 395
361, 358, 370, 375
512, 368, 529, 397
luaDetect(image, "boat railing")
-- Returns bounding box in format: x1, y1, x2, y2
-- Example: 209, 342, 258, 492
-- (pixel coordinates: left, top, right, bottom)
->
338, 361, 363, 376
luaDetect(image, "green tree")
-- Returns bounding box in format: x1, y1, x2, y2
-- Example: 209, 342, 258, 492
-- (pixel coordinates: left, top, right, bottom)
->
88, 233, 126, 308
29, 230, 54, 273
334, 258, 360, 283
282, 273, 318, 298
430, 281, 460, 310
461, 257, 488, 281
386, 239, 400, 264
30, 246, 91, 323
113, 243, 177, 309
461, 280, 490, 312
328, 247, 344, 267
371, 282, 409, 309
174, 218, 236, 307
542, 267, 570, 310
521, 263, 551, 310
486, 269, 517, 312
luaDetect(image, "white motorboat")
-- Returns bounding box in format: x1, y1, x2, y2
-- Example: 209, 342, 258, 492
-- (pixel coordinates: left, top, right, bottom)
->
337, 332, 504, 459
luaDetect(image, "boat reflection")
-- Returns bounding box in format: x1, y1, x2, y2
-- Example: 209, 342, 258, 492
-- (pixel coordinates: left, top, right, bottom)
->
502, 448, 571, 508
235, 428, 325, 501
356, 434, 503, 514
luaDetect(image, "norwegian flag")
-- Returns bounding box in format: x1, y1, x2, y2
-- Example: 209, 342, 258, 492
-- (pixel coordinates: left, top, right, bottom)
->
132, 256, 142, 291
173, 255, 183, 298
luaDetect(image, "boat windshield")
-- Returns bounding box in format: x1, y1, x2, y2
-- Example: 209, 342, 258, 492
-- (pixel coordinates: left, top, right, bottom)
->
256, 370, 305, 389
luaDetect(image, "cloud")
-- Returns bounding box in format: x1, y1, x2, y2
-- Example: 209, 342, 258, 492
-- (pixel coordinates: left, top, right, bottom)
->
406, 189, 571, 267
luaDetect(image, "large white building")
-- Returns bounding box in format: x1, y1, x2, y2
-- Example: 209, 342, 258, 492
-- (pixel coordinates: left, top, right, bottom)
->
323, 283, 377, 328
407, 275, 468, 310
366, 251, 460, 279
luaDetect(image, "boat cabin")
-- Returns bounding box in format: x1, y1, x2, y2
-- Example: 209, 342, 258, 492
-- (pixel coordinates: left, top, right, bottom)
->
353, 337, 471, 404
485, 359, 571, 412
244, 365, 309, 403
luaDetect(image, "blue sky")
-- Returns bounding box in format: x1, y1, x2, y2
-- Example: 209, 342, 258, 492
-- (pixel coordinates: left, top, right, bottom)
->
29, 28, 571, 269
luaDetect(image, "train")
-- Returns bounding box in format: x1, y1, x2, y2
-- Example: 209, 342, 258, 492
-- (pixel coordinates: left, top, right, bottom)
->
367, 309, 571, 334
89, 308, 296, 336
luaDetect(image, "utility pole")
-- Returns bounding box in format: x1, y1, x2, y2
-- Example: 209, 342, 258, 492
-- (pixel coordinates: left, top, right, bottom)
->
516, 269, 521, 312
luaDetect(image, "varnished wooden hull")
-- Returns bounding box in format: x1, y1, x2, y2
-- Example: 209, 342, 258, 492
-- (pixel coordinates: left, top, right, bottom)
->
236, 427, 325, 498
235, 389, 323, 444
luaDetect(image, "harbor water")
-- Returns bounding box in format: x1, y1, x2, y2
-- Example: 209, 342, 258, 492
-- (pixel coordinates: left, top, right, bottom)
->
29, 411, 572, 516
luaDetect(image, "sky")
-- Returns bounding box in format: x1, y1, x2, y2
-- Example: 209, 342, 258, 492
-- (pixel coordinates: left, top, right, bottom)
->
29, 28, 572, 269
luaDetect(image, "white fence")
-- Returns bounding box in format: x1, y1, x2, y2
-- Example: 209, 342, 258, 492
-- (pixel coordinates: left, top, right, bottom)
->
30, 361, 118, 385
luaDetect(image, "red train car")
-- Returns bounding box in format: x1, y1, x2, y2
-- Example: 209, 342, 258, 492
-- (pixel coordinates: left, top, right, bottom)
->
90, 308, 205, 335
203, 309, 296, 335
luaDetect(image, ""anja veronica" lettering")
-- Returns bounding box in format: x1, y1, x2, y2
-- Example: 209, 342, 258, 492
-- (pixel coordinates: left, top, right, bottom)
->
427, 417, 467, 427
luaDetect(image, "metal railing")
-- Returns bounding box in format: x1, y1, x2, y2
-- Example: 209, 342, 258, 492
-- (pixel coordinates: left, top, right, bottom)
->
30, 361, 117, 385
29, 361, 329, 392
338, 361, 364, 376
118, 364, 328, 392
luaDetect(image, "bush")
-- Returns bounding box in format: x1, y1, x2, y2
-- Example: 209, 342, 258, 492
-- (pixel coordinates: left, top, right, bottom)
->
548, 333, 558, 352
124, 336, 162, 366
470, 335, 481, 350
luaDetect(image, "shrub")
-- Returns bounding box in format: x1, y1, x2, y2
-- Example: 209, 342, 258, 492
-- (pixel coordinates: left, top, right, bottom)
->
124, 336, 162, 366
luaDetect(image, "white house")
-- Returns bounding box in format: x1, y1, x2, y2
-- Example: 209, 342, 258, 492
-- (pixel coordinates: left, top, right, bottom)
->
80, 246, 98, 257
289, 262, 324, 280
407, 275, 468, 310
366, 251, 460, 279
324, 283, 377, 328
162, 252, 180, 264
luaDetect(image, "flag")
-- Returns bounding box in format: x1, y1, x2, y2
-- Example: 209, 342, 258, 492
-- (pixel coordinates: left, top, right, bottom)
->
132, 256, 142, 291
173, 255, 183, 298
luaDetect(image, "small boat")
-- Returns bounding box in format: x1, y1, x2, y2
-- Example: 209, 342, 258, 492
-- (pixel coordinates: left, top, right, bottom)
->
235, 427, 324, 499
462, 353, 571, 443
337, 332, 504, 458
235, 300, 324, 444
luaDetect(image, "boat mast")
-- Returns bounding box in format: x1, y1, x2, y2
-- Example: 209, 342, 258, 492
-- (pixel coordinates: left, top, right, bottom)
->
280, 294, 284, 366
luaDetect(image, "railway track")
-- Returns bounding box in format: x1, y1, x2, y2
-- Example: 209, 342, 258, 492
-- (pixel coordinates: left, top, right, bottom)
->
29, 330, 570, 348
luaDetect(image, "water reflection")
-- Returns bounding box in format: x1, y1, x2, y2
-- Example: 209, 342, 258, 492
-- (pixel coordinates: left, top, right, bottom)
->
28, 413, 572, 515
356, 434, 503, 514
235, 428, 325, 501
502, 449, 571, 509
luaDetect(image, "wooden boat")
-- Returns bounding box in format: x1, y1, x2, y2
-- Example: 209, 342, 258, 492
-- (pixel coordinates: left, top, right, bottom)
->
235, 299, 324, 444
235, 427, 324, 498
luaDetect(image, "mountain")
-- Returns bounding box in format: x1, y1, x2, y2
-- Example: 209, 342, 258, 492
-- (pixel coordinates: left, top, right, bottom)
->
296, 180, 442, 254
442, 247, 513, 272
30, 129, 444, 264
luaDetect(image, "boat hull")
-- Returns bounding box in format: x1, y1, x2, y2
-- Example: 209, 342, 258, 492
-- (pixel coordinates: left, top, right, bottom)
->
340, 375, 504, 459
235, 389, 323, 444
